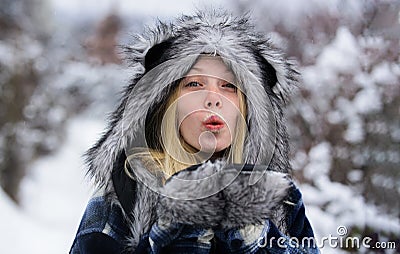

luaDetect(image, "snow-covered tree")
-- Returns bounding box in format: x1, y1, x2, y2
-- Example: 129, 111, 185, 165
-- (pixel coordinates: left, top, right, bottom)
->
0, 0, 127, 204
233, 0, 399, 252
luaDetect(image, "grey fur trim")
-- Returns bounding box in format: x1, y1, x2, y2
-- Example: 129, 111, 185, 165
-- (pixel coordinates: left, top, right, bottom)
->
125, 180, 159, 251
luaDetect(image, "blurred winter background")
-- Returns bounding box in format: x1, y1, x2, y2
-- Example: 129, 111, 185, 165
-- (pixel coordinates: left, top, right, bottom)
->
0, 0, 399, 253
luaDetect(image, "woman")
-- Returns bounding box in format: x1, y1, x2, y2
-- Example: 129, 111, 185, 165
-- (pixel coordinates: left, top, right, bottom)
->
70, 9, 319, 254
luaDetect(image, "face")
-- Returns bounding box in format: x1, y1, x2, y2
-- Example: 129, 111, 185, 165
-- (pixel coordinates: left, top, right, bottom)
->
177, 56, 241, 154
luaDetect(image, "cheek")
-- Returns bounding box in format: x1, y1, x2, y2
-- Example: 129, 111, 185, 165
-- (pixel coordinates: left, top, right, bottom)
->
179, 117, 190, 136
223, 97, 241, 130
177, 92, 203, 120
178, 115, 205, 151
177, 97, 198, 135
179, 115, 199, 140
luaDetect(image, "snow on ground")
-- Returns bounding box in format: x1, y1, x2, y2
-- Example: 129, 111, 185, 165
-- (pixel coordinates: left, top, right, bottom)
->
0, 115, 103, 254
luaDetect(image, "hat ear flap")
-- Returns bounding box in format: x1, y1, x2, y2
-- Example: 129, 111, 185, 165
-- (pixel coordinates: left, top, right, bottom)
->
144, 38, 175, 72
124, 21, 175, 71
257, 46, 299, 104
252, 49, 279, 94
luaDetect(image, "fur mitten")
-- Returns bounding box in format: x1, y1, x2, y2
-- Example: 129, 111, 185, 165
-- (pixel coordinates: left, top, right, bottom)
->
220, 165, 291, 229
157, 161, 226, 227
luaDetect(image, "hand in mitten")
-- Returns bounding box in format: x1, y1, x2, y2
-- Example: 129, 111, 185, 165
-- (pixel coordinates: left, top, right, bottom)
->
156, 161, 226, 228
220, 164, 291, 229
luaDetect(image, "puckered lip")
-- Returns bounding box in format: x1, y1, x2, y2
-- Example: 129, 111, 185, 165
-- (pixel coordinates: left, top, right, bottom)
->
202, 114, 225, 132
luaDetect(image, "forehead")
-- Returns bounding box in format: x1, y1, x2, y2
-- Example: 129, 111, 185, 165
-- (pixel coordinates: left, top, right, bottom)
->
186, 55, 236, 84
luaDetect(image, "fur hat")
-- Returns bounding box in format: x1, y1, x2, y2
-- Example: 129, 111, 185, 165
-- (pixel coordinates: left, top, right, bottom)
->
85, 9, 299, 189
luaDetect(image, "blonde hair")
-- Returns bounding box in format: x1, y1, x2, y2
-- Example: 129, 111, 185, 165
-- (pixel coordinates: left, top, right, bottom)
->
126, 79, 247, 180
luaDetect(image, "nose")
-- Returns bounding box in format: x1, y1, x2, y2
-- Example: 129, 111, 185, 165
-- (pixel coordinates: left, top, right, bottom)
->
204, 89, 222, 109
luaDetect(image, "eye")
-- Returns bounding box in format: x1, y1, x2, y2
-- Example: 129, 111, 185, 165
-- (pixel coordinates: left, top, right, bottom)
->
184, 81, 202, 87
222, 83, 237, 92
